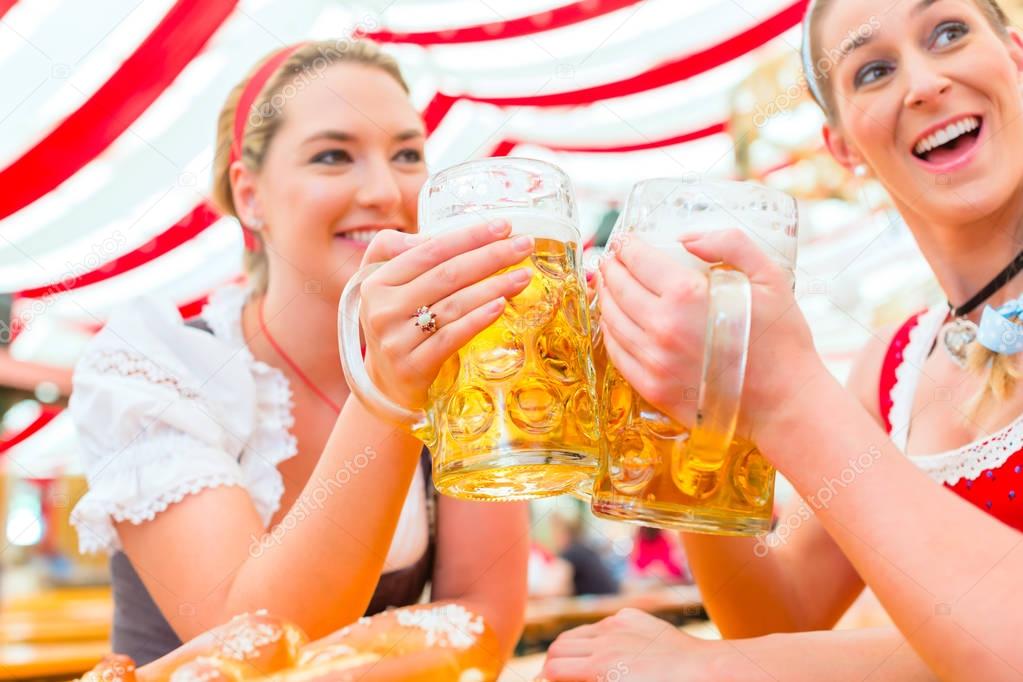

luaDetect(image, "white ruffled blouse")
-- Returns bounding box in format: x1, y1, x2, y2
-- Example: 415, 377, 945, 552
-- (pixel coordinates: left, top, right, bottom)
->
69, 285, 428, 571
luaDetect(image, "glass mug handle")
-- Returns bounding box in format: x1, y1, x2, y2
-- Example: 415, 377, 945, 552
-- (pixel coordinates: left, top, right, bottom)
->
683, 265, 752, 471
338, 263, 431, 434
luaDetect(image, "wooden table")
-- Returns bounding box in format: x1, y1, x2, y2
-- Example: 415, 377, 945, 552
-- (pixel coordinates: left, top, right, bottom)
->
0, 641, 111, 681
0, 587, 112, 680
521, 585, 703, 650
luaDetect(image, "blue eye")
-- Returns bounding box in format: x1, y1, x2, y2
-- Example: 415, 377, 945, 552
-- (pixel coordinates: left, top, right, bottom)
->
932, 21, 969, 49
855, 61, 893, 87
393, 148, 423, 163
311, 149, 352, 164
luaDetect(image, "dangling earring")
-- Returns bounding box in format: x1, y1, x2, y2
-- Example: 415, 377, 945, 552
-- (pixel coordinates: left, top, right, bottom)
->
250, 217, 264, 230
853, 164, 868, 178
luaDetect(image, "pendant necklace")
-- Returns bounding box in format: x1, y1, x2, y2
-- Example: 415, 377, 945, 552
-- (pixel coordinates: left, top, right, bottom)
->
941, 248, 1023, 367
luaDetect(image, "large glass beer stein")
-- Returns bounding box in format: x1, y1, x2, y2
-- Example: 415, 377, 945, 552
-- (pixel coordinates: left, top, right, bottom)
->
591, 179, 798, 535
339, 158, 599, 501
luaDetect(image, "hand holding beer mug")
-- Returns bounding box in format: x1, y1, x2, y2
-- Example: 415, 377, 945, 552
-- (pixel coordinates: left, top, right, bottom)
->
591, 179, 798, 535
339, 158, 599, 501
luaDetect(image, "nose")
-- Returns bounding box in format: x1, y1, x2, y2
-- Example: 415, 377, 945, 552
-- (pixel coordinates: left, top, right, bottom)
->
355, 155, 402, 216
902, 55, 952, 109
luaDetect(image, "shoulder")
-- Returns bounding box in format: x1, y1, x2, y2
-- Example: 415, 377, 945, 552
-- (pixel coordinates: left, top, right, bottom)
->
77, 293, 246, 383
67, 289, 269, 554
71, 286, 258, 416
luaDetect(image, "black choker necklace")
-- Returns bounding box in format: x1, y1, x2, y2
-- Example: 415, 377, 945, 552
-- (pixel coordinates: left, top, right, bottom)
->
941, 248, 1023, 367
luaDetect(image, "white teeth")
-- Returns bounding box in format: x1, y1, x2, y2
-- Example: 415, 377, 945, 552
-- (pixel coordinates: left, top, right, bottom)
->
914, 116, 980, 156
338, 229, 381, 243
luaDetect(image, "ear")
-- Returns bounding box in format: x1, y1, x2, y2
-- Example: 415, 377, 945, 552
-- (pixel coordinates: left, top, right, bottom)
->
1005, 26, 1023, 78
822, 122, 865, 173
228, 160, 263, 227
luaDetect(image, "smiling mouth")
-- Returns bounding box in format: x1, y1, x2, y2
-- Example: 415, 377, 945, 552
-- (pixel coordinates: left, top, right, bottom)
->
334, 228, 382, 244
911, 116, 982, 166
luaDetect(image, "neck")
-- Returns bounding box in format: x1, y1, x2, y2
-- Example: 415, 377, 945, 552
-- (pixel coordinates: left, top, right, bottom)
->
897, 191, 1023, 320
242, 278, 348, 406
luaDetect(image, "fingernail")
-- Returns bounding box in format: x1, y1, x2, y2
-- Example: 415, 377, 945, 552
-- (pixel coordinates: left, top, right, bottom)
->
512, 235, 533, 252
405, 233, 428, 246
509, 268, 533, 285
488, 297, 506, 313
680, 232, 704, 242
489, 220, 510, 235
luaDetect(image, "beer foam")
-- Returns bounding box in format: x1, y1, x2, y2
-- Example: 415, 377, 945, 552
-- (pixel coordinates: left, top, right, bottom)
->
428, 209, 579, 243
626, 222, 795, 273
630, 235, 709, 272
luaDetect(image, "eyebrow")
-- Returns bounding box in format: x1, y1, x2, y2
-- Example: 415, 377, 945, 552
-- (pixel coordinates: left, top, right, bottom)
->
835, 0, 944, 65
912, 0, 944, 17
302, 129, 424, 144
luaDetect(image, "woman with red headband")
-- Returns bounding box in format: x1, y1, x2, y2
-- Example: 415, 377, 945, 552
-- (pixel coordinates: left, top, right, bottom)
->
543, 0, 1023, 679
68, 40, 529, 667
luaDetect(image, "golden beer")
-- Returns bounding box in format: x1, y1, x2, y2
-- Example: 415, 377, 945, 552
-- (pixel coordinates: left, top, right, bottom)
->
591, 350, 775, 534
340, 159, 600, 502
588, 178, 797, 535
417, 228, 599, 500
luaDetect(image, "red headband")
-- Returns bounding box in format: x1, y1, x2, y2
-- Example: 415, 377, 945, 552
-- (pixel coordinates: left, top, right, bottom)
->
230, 43, 306, 252
231, 43, 307, 164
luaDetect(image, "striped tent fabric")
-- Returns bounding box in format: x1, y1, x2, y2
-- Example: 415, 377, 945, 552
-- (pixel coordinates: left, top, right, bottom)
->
0, 0, 932, 466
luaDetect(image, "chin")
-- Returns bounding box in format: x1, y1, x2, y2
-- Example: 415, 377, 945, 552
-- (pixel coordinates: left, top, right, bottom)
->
948, 175, 1020, 223
898, 155, 1019, 226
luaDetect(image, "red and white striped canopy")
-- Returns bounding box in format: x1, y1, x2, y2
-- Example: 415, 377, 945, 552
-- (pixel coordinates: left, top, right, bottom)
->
0, 0, 934, 470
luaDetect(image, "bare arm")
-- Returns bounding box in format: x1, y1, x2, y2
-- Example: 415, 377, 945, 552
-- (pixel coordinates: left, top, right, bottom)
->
596, 229, 1023, 678
761, 368, 1023, 680
679, 328, 895, 637
544, 608, 936, 681
681, 496, 865, 637
119, 400, 423, 641
115, 221, 535, 642
680, 231, 1023, 679
430, 496, 530, 663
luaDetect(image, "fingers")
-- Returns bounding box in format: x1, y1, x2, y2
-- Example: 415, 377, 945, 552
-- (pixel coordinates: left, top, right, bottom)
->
597, 276, 657, 367
406, 297, 508, 376
601, 310, 681, 415
552, 623, 602, 641
361, 229, 429, 266
679, 228, 785, 286
598, 256, 661, 334
403, 267, 533, 351
546, 636, 597, 659
612, 235, 684, 296
376, 220, 515, 286
584, 268, 597, 306
408, 232, 535, 310
540, 657, 594, 682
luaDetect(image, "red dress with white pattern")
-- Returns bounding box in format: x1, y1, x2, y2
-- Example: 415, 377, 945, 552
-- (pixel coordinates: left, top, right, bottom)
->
879, 305, 1023, 531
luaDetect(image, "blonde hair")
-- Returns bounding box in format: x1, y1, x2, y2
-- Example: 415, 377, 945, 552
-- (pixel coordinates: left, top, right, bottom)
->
210, 40, 409, 296
965, 319, 1023, 419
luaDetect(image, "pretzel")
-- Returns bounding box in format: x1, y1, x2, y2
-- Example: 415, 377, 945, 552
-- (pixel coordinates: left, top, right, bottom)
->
80, 654, 137, 682
293, 603, 502, 681
79, 604, 501, 682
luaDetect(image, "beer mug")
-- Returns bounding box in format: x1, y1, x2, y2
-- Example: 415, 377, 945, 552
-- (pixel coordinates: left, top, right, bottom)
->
339, 158, 599, 501
590, 178, 798, 535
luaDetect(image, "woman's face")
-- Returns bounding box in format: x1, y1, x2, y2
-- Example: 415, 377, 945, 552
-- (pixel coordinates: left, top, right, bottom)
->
820, 0, 1023, 224
254, 62, 427, 300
